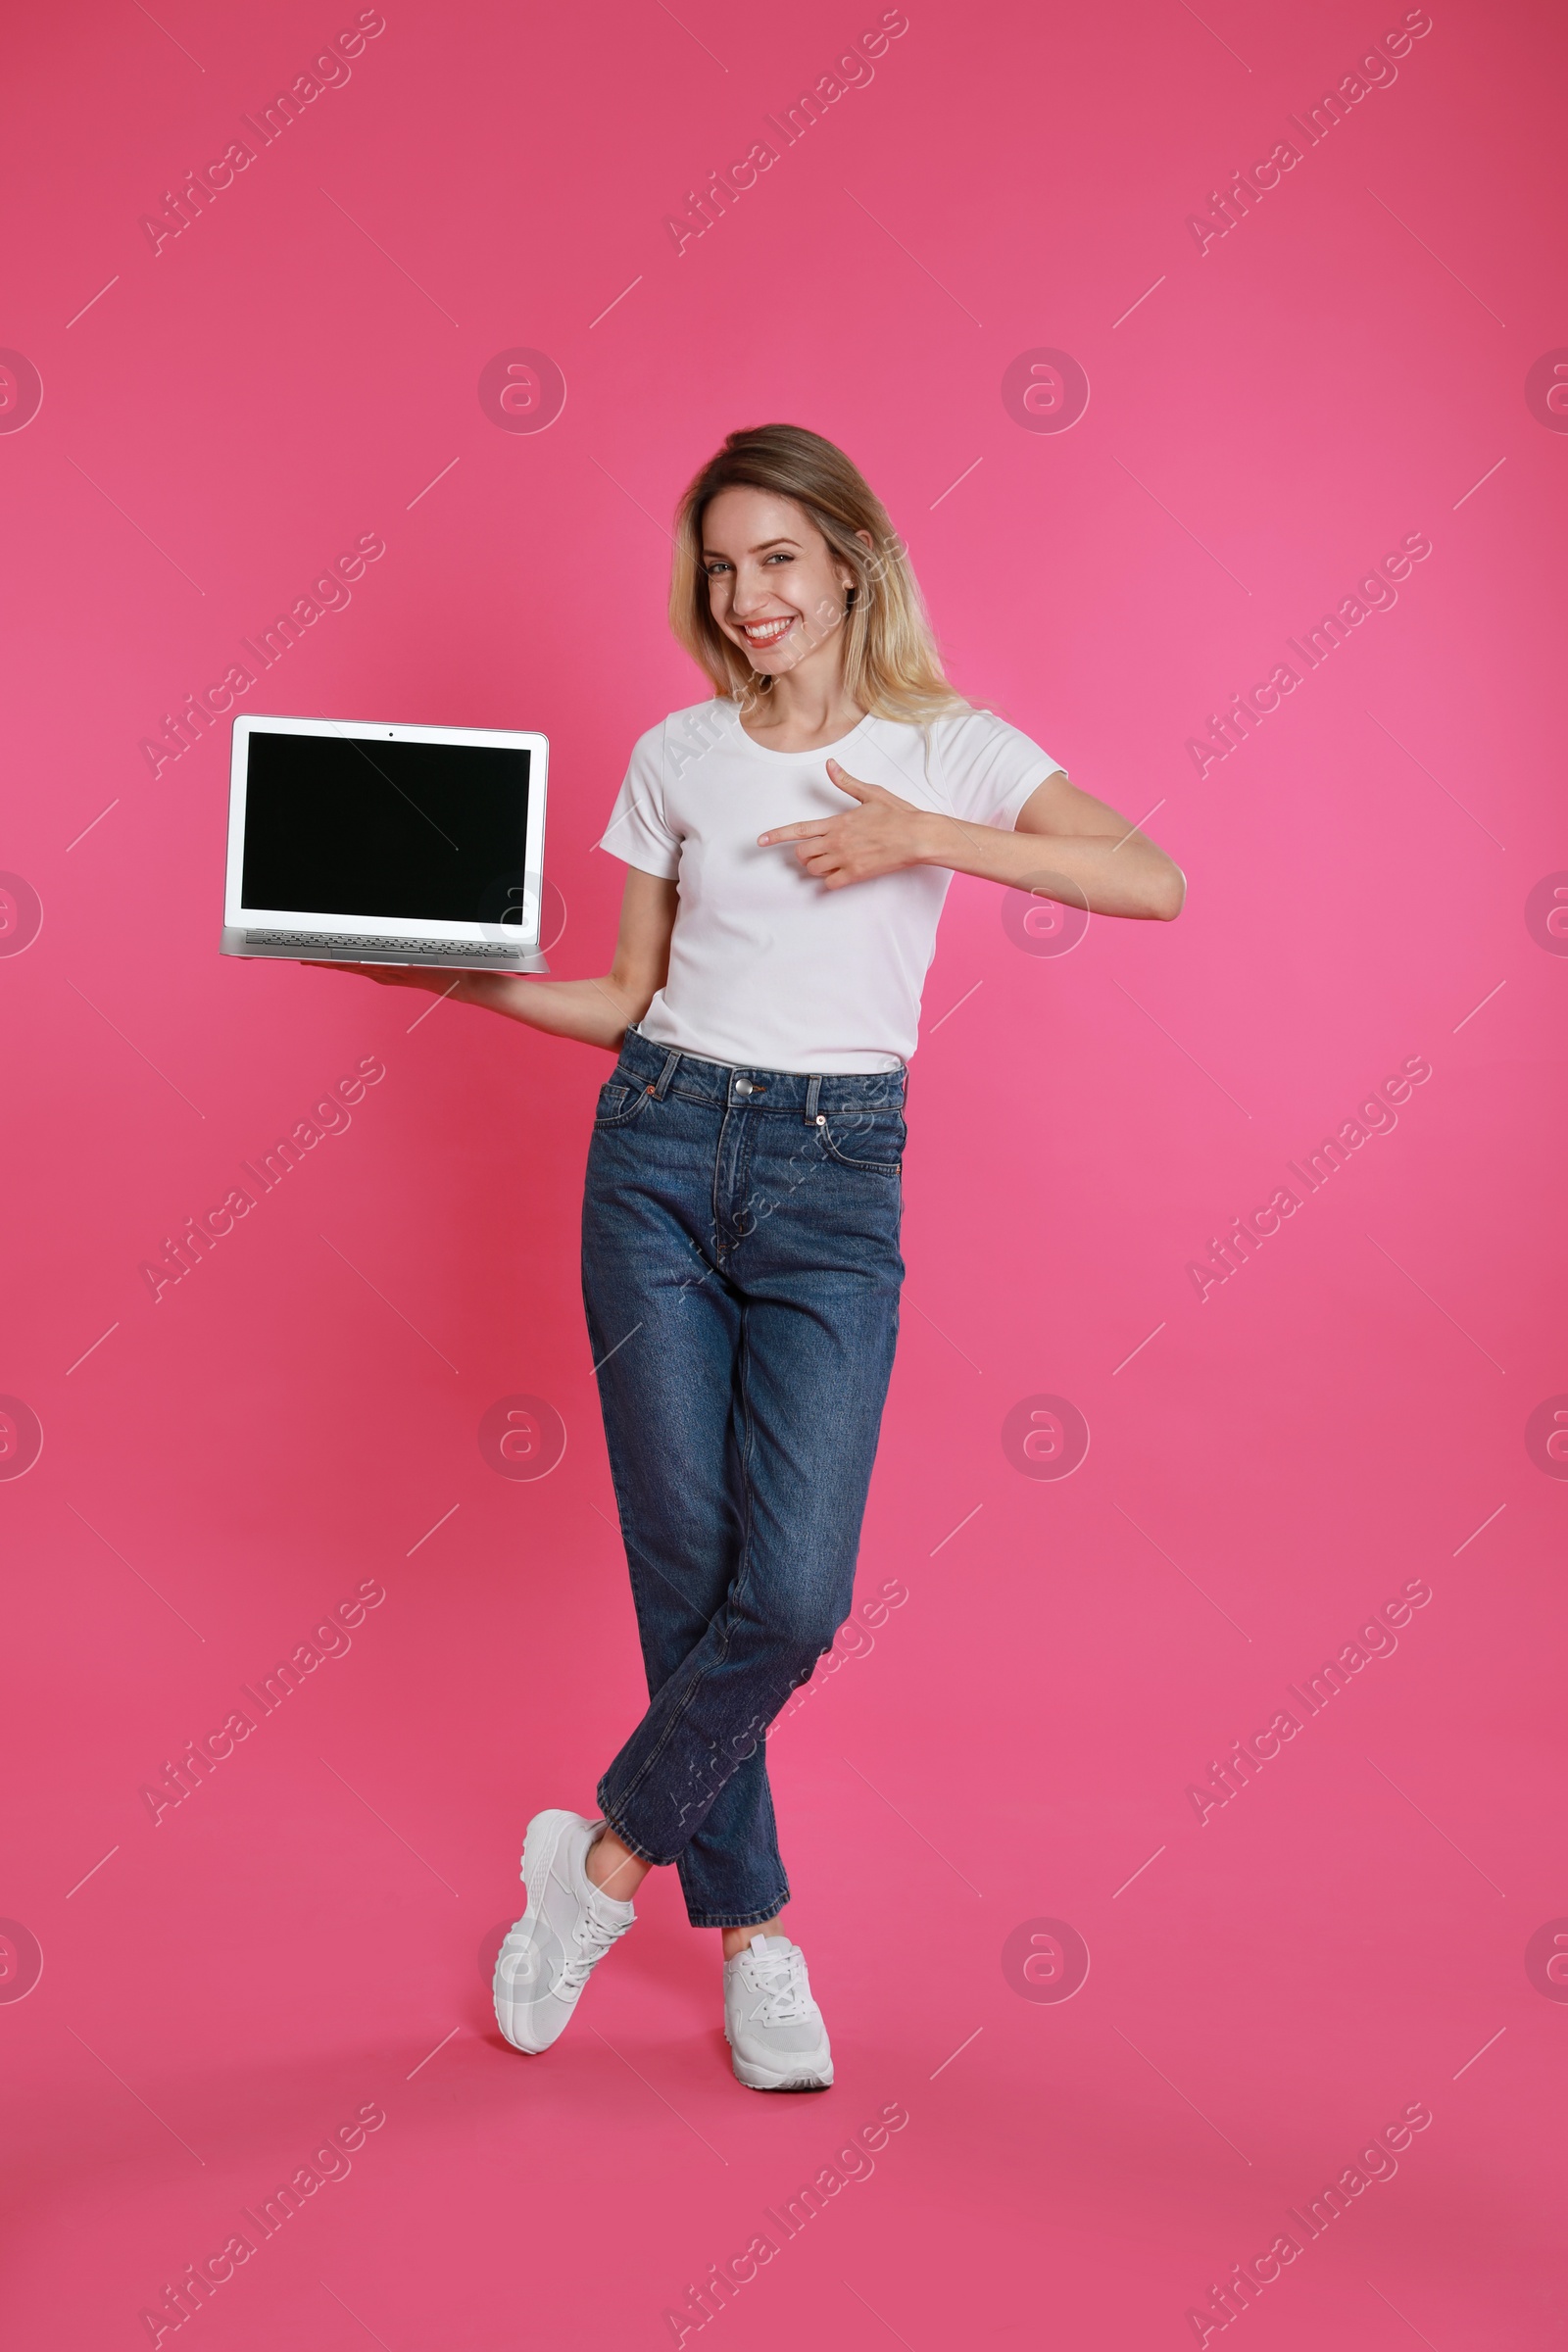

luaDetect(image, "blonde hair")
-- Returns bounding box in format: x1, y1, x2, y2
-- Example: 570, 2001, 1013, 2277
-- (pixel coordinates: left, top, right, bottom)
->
668, 423, 968, 721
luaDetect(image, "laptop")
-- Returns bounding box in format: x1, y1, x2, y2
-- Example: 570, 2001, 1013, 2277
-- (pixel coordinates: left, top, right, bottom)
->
221, 713, 551, 971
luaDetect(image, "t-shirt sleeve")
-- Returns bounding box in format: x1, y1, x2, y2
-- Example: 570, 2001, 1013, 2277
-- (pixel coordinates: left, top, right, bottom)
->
598, 723, 682, 879
934, 710, 1065, 830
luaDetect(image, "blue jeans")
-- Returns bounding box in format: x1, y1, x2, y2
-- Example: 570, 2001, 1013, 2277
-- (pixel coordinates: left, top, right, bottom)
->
582, 1025, 906, 1928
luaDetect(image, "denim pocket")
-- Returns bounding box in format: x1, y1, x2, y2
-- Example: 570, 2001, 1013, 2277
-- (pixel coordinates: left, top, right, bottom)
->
593, 1078, 650, 1129
817, 1108, 906, 1176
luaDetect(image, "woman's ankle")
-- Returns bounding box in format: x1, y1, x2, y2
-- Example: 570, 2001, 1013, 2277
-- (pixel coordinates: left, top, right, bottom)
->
721, 1917, 782, 1960
586, 1825, 649, 1902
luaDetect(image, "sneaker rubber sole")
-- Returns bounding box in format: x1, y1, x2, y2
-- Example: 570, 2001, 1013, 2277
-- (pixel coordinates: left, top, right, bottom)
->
726, 2035, 834, 2091
493, 1808, 581, 2054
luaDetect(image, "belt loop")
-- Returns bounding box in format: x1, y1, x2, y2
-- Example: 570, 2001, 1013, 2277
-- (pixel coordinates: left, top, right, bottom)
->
804, 1073, 822, 1124
651, 1048, 681, 1100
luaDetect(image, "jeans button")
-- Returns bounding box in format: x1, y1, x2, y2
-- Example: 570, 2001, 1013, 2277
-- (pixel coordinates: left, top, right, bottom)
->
735, 1078, 753, 1095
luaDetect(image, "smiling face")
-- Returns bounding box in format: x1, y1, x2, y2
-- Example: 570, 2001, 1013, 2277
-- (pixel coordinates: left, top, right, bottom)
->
701, 485, 861, 683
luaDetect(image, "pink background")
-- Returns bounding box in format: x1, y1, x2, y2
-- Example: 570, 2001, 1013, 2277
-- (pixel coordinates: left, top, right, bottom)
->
3, 0, 1565, 2343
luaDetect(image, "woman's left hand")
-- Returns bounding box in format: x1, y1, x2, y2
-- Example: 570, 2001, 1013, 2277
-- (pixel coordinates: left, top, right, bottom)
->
758, 760, 939, 889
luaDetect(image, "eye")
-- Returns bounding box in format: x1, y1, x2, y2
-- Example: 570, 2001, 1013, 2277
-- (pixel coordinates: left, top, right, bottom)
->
763, 551, 793, 564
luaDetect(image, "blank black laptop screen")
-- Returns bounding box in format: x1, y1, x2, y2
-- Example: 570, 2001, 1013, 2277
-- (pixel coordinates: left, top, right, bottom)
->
241, 731, 533, 924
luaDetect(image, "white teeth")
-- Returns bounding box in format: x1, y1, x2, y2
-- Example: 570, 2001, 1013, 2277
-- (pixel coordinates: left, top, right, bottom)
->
744, 619, 791, 642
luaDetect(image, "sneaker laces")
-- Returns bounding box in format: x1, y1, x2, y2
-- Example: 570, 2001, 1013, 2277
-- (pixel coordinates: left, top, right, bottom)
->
742, 1944, 812, 2026
557, 1904, 630, 1996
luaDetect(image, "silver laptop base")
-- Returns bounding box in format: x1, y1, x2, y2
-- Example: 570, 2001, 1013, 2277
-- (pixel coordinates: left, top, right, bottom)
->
223, 927, 549, 974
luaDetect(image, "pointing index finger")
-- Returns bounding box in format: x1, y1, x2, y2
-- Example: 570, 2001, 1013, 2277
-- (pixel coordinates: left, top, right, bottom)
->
759, 819, 835, 846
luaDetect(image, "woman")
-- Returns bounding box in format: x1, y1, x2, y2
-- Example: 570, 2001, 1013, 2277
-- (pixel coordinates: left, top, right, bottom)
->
319, 424, 1184, 2090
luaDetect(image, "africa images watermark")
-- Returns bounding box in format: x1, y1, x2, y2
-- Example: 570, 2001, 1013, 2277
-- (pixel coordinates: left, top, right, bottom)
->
1187, 1575, 1434, 1826
662, 2100, 909, 2342
1186, 1053, 1432, 1302
1186, 10, 1435, 258
1185, 532, 1433, 779
772, 1576, 909, 1734
138, 2098, 387, 2343
602, 582, 909, 865
139, 1055, 386, 1304
138, 11, 388, 256
140, 1578, 387, 1827
665, 1578, 910, 1842
1186, 2099, 1434, 2340
139, 532, 387, 780
663, 10, 909, 255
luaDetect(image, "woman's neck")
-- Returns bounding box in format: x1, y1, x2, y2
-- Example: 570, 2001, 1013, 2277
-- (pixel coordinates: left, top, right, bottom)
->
736, 643, 864, 754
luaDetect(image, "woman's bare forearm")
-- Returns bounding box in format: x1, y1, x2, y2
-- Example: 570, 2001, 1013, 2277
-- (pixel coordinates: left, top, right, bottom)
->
457, 968, 654, 1051
922, 812, 1186, 919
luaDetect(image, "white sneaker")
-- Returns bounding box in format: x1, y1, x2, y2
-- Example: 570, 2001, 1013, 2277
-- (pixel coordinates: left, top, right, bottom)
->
493, 1810, 636, 2054
723, 1934, 834, 2090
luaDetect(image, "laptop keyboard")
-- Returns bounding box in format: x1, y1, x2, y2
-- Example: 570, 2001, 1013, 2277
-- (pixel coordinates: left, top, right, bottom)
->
247, 930, 524, 958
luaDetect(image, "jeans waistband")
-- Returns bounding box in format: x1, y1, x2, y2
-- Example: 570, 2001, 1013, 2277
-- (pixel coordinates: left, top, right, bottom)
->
618, 1025, 907, 1114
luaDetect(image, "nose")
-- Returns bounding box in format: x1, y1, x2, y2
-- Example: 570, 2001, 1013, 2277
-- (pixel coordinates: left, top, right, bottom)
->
729, 568, 782, 620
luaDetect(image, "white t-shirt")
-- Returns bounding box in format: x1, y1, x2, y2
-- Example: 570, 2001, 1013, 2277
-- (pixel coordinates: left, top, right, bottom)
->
598, 698, 1063, 1072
